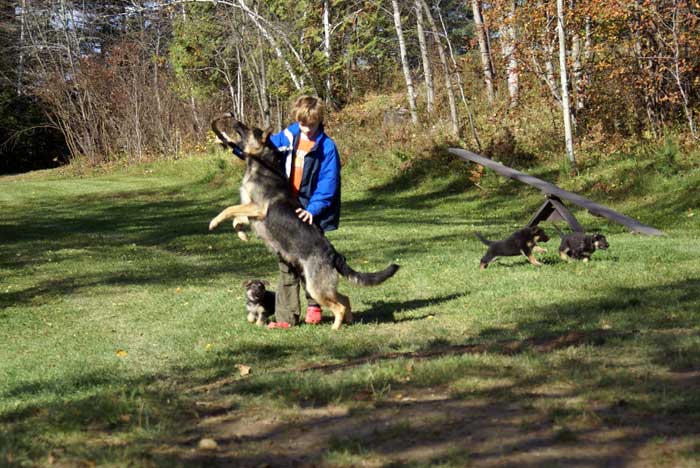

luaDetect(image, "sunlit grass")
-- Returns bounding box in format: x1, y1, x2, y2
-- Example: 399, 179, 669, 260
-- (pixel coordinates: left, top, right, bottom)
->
1, 149, 699, 466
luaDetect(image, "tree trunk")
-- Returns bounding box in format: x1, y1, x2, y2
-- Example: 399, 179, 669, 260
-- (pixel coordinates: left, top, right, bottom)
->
419, 0, 458, 135
236, 0, 303, 91
415, 0, 434, 114
437, 4, 480, 148
237, 45, 244, 121
323, 0, 333, 105
391, 0, 418, 124
571, 30, 584, 111
471, 0, 494, 104
501, 0, 519, 108
16, 0, 26, 95
557, 0, 576, 169
669, 1, 696, 138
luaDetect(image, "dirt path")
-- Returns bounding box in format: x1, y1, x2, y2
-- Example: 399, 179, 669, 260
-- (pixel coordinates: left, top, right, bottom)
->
151, 332, 700, 467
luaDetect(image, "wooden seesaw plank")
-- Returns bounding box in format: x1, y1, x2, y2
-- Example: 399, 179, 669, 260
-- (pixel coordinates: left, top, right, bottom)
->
449, 148, 664, 236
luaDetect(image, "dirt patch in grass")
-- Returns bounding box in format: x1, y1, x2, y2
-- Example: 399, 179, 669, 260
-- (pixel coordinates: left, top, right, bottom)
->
148, 331, 700, 467
152, 384, 700, 467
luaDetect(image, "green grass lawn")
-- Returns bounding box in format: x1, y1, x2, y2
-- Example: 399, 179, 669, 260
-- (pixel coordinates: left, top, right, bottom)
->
1, 150, 699, 467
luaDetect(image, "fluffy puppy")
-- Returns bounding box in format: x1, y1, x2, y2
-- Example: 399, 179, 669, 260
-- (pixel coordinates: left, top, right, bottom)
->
243, 280, 275, 326
475, 226, 550, 269
558, 233, 609, 262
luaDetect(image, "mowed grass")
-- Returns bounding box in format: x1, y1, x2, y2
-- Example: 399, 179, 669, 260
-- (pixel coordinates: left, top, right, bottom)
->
1, 149, 700, 467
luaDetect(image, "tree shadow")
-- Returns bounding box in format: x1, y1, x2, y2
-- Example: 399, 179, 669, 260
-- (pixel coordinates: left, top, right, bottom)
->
3, 282, 699, 467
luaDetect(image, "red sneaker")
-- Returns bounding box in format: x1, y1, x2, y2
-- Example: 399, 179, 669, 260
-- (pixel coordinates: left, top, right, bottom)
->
267, 321, 291, 329
304, 306, 322, 324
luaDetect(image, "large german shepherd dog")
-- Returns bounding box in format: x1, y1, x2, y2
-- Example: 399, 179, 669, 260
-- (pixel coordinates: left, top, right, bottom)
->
208, 114, 399, 330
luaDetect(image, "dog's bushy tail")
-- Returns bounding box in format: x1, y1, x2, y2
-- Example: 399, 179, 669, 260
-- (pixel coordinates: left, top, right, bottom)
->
332, 253, 400, 286
475, 232, 493, 246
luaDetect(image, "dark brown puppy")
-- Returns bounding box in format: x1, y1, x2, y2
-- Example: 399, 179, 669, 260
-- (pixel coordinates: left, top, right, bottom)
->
559, 233, 609, 262
208, 115, 399, 330
475, 226, 550, 269
243, 280, 275, 326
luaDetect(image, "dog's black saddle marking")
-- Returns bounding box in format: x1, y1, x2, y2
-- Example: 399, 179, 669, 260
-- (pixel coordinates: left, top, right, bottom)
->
449, 148, 664, 236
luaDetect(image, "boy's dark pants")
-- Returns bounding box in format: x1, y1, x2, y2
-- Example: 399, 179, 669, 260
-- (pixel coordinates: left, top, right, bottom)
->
275, 260, 320, 325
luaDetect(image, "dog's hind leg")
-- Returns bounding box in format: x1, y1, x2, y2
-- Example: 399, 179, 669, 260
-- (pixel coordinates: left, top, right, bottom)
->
321, 292, 351, 330
305, 289, 351, 330
209, 203, 264, 230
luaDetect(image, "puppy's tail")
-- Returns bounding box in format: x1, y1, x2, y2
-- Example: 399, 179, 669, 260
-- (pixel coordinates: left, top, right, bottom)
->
333, 253, 400, 286
474, 232, 493, 246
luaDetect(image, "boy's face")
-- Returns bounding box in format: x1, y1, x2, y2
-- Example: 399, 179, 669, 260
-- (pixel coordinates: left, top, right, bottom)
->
299, 121, 320, 139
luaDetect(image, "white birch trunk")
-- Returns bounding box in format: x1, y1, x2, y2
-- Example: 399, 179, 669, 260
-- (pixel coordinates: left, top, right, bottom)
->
415, 0, 434, 114
557, 0, 576, 168
501, 0, 519, 108
437, 5, 480, 147
571, 31, 584, 111
235, 0, 302, 91
670, 1, 696, 137
419, 0, 458, 135
391, 0, 418, 124
258, 38, 270, 128
237, 45, 244, 121
471, 0, 494, 104
538, 8, 561, 104
323, 0, 333, 104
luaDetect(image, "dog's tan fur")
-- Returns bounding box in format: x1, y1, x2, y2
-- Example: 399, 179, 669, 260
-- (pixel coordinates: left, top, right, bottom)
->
209, 115, 398, 330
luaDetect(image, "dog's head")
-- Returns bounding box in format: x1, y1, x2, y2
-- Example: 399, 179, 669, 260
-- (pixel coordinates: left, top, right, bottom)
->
242, 279, 269, 302
592, 234, 609, 250
211, 114, 273, 159
530, 226, 550, 243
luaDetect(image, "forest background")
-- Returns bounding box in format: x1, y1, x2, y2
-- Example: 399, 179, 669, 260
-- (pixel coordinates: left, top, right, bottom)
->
1, 0, 699, 174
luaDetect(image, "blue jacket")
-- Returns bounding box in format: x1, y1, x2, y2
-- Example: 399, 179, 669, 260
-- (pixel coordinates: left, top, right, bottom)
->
268, 122, 341, 232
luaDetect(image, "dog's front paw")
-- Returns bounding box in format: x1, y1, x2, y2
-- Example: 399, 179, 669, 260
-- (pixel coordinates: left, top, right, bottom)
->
209, 218, 220, 231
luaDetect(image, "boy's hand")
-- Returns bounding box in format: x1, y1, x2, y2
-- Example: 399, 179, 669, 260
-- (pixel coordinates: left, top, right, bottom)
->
295, 208, 313, 225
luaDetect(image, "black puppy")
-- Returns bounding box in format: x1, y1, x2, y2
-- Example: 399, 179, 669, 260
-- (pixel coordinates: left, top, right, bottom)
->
243, 280, 275, 326
475, 226, 550, 269
559, 233, 609, 262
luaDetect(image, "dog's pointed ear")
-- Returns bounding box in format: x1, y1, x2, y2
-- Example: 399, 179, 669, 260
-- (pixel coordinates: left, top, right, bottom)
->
242, 280, 252, 287
262, 127, 273, 144
261, 279, 270, 286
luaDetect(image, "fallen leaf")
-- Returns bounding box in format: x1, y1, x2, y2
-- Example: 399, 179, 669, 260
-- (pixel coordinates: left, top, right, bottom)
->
116, 349, 128, 357
236, 364, 251, 376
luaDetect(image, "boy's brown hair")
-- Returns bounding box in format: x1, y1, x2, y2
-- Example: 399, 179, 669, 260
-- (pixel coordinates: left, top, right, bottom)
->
291, 95, 324, 126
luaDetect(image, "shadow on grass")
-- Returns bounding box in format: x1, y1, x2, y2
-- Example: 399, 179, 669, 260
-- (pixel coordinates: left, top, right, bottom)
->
2, 151, 698, 466
2, 277, 700, 466
356, 292, 466, 324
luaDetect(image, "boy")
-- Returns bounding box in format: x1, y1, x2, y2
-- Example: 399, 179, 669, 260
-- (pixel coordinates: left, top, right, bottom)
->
266, 96, 342, 328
